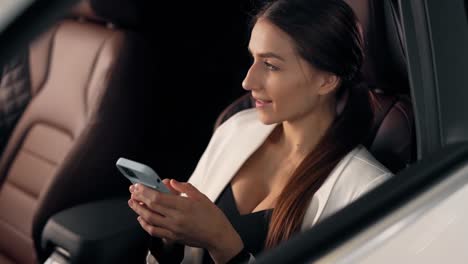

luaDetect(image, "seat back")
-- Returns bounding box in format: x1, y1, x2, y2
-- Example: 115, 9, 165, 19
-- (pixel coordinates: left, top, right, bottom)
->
0, 53, 31, 156
214, 0, 415, 173
0, 1, 151, 263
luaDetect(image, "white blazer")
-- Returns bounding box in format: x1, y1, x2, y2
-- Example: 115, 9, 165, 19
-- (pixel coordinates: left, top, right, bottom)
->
148, 109, 392, 264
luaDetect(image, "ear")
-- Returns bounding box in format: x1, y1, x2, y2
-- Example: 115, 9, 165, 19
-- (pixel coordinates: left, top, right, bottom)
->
317, 73, 340, 96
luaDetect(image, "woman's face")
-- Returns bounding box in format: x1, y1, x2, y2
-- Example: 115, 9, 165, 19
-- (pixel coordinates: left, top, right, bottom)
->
242, 19, 338, 125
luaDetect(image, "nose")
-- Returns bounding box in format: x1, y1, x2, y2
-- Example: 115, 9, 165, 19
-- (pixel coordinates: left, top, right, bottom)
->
242, 64, 261, 92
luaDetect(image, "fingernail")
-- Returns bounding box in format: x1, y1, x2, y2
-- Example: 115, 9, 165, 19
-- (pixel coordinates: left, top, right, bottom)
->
129, 185, 134, 193
134, 183, 140, 191
128, 200, 133, 206
137, 216, 142, 222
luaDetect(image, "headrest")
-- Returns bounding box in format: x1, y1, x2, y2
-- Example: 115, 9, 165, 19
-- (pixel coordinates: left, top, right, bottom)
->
344, 0, 409, 94
344, 0, 380, 89
367, 0, 409, 94
70, 0, 139, 28
383, 0, 407, 83
345, 0, 370, 35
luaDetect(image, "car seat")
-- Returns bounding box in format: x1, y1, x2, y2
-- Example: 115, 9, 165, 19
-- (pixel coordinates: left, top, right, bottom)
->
0, 0, 152, 263
0, 53, 32, 155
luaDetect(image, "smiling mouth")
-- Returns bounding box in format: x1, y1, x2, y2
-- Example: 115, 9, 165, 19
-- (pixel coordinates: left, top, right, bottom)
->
254, 99, 272, 107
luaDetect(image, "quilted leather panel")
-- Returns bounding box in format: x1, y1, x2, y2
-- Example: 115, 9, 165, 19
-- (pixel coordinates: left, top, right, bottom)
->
0, 54, 31, 154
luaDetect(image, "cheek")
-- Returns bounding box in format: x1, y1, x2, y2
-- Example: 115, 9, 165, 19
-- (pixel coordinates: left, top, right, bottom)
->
267, 84, 291, 113
270, 77, 314, 110
265, 74, 297, 102
279, 86, 321, 122
261, 70, 321, 122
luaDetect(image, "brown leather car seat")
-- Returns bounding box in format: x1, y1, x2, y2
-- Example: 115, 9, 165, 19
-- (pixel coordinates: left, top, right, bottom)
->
0, 53, 32, 155
214, 0, 415, 173
0, 1, 151, 263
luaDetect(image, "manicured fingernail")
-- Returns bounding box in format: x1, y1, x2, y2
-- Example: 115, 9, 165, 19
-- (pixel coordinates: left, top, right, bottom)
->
129, 185, 134, 193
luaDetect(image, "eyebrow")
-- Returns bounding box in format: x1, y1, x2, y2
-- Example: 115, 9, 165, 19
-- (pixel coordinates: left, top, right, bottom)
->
248, 48, 286, 62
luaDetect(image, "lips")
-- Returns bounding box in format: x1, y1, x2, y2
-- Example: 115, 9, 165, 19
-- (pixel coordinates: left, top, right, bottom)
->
253, 97, 272, 107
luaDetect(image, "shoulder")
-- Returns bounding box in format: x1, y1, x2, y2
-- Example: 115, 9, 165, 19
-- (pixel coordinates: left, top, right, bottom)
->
344, 145, 391, 184
305, 146, 392, 227
214, 108, 259, 133
210, 108, 270, 145
329, 145, 392, 199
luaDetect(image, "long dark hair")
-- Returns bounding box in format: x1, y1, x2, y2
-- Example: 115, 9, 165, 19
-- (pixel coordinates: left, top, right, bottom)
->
252, 0, 373, 249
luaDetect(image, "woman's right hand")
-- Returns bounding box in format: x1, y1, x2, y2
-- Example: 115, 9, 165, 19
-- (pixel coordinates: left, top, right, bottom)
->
129, 179, 185, 263
154, 179, 180, 245
129, 179, 180, 242
162, 178, 181, 194
130, 178, 180, 202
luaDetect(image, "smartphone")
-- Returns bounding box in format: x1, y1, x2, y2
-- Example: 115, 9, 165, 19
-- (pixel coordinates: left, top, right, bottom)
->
116, 157, 170, 193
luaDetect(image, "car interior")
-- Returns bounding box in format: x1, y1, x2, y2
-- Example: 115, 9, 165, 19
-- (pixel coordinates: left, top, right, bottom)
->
0, 1, 155, 263
0, 0, 421, 263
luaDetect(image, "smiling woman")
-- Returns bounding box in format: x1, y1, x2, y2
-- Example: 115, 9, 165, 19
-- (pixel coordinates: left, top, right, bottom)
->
244, 18, 338, 127
129, 0, 393, 263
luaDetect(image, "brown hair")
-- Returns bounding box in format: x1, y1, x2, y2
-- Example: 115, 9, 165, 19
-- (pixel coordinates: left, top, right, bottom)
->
252, 0, 373, 249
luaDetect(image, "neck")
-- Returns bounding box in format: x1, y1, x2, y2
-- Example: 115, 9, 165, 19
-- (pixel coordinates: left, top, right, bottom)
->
275, 104, 336, 161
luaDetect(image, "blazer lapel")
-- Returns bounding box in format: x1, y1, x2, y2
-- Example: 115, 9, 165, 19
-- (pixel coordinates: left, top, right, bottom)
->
203, 115, 277, 202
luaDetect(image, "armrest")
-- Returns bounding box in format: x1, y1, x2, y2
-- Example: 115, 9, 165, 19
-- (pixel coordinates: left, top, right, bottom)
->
41, 197, 149, 264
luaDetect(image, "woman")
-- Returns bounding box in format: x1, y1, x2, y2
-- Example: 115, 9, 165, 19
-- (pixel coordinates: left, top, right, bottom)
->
129, 0, 392, 263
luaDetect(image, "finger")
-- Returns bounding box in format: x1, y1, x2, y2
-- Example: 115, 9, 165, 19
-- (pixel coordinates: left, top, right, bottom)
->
132, 184, 188, 210
144, 199, 179, 218
138, 217, 177, 240
131, 183, 164, 206
129, 185, 145, 205
130, 198, 144, 206
170, 180, 205, 200
128, 199, 173, 229
162, 178, 180, 195
130, 198, 161, 213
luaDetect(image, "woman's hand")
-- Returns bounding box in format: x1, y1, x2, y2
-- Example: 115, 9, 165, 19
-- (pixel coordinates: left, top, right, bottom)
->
128, 179, 244, 263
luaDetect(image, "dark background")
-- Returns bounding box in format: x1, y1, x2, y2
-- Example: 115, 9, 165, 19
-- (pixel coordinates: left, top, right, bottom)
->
134, 1, 258, 181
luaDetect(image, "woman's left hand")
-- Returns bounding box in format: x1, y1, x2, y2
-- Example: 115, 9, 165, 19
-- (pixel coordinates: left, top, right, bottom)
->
129, 179, 244, 263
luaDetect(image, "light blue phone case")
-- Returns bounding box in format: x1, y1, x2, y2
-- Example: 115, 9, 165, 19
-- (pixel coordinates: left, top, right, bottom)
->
116, 157, 170, 193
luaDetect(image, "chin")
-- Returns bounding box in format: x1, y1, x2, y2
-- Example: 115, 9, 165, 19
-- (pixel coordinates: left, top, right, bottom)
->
256, 110, 280, 125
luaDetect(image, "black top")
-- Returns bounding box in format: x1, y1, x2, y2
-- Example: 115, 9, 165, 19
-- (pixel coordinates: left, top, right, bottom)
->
202, 184, 273, 263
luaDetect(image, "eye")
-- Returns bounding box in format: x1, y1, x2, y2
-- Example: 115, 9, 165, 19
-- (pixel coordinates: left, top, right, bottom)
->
263, 61, 279, 71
